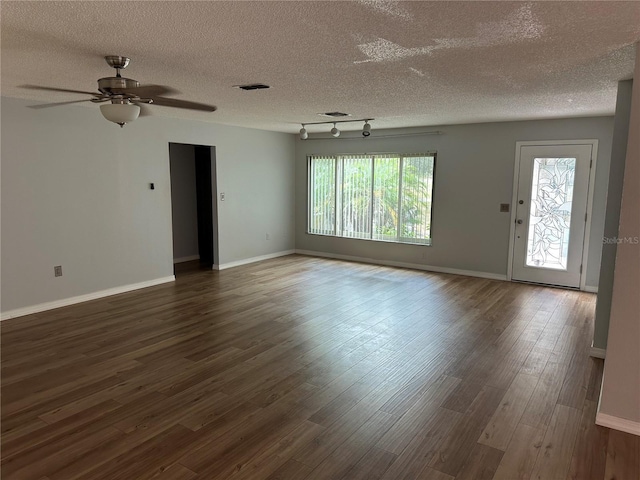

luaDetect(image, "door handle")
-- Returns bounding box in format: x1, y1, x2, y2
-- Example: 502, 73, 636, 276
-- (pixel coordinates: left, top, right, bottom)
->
517, 219, 523, 224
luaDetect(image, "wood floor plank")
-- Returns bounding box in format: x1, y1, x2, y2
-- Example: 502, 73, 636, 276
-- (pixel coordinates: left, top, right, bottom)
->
0, 417, 49, 452
379, 407, 461, 480
307, 375, 380, 427
2, 371, 128, 422
428, 384, 505, 476
415, 467, 454, 479
304, 411, 397, 480
338, 446, 397, 480
556, 352, 591, 410
293, 384, 396, 468
567, 400, 609, 480
603, 428, 640, 480
1, 426, 124, 480
221, 420, 325, 480
36, 406, 195, 479
378, 353, 455, 416
529, 404, 582, 480
264, 459, 312, 480
439, 380, 484, 414
1, 256, 631, 480
520, 345, 553, 377
485, 338, 536, 390
585, 358, 605, 402
2, 399, 123, 460
477, 373, 539, 451
492, 423, 545, 480
154, 464, 197, 480
179, 389, 314, 476
520, 355, 570, 430
376, 375, 460, 455
73, 424, 195, 480
452, 443, 504, 480
157, 343, 273, 397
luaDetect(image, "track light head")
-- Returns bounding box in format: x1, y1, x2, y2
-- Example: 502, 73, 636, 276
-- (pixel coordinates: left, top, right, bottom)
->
299, 125, 308, 140
330, 123, 340, 137
362, 121, 371, 137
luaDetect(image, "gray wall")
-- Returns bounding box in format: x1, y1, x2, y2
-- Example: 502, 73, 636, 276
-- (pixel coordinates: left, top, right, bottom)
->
599, 43, 640, 427
1, 96, 296, 314
295, 117, 614, 286
169, 143, 199, 262
0, 94, 616, 317
593, 80, 633, 350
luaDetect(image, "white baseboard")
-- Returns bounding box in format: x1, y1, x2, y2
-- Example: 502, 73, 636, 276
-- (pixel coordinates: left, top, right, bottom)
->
590, 343, 606, 359
0, 276, 175, 321
294, 249, 508, 281
596, 412, 640, 436
173, 255, 200, 264
584, 285, 599, 293
216, 250, 296, 271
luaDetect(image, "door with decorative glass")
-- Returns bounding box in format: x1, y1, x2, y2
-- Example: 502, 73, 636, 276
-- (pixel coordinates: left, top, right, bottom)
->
511, 143, 593, 288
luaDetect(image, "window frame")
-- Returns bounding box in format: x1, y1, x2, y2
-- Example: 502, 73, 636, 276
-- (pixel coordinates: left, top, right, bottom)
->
307, 152, 437, 246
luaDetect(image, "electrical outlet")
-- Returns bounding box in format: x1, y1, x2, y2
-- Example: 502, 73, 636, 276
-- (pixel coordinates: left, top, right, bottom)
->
54, 265, 63, 277
220, 192, 225, 201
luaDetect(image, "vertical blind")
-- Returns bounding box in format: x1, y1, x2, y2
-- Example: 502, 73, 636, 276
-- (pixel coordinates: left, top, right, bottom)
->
308, 153, 436, 245
308, 156, 336, 235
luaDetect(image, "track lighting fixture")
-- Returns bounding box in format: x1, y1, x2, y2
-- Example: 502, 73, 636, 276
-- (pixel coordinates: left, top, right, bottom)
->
362, 120, 371, 137
298, 118, 373, 140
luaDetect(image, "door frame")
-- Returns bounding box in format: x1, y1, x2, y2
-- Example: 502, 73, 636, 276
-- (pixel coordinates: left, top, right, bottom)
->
168, 142, 219, 269
507, 139, 599, 291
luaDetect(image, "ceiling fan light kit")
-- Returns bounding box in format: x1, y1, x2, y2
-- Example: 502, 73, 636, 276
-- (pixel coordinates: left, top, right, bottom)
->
24, 56, 217, 127
100, 103, 140, 127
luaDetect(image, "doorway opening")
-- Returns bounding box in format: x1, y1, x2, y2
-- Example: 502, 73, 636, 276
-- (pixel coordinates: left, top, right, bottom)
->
168, 143, 218, 276
508, 140, 598, 290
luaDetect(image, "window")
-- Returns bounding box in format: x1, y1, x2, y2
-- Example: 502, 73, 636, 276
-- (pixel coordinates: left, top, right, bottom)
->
308, 153, 435, 245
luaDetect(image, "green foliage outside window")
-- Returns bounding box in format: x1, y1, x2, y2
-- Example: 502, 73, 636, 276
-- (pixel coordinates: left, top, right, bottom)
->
308, 153, 435, 245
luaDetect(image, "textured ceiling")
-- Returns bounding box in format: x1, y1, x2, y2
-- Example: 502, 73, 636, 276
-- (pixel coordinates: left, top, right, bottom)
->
1, 1, 639, 133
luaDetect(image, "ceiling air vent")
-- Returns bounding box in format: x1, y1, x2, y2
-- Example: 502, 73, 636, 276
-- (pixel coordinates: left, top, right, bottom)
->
235, 83, 270, 91
318, 112, 351, 118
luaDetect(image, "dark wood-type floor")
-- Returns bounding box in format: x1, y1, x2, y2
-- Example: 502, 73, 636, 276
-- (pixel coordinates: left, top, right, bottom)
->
2, 255, 639, 479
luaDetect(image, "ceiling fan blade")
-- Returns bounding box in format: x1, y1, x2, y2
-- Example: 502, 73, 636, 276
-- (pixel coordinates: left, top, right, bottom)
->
20, 84, 98, 96
127, 84, 180, 97
149, 96, 217, 112
28, 99, 94, 109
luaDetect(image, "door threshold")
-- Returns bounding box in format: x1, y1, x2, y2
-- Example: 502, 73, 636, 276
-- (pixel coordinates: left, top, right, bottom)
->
511, 279, 580, 291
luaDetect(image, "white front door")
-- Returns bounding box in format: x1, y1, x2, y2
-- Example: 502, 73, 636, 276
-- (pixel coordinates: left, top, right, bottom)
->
511, 143, 593, 288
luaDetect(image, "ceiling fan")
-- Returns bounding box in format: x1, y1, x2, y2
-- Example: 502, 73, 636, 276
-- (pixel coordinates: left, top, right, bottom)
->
22, 55, 217, 127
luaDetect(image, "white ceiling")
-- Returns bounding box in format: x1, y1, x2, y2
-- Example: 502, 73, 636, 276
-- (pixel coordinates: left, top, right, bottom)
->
2, 1, 639, 133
